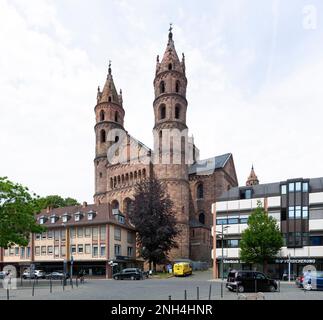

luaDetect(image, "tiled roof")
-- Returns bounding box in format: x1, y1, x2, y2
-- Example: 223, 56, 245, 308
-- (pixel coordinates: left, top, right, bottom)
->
189, 153, 232, 175
37, 203, 135, 230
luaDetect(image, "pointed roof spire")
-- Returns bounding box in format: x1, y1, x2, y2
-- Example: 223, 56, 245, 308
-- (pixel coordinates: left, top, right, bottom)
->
246, 165, 259, 186
156, 24, 185, 75
98, 60, 121, 105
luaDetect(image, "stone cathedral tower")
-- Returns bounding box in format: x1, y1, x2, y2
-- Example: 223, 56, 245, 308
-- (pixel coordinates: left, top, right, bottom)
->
153, 27, 190, 259
94, 63, 125, 204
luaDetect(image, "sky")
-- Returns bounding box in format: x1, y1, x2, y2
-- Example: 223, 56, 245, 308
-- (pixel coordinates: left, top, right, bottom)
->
0, 0, 322, 203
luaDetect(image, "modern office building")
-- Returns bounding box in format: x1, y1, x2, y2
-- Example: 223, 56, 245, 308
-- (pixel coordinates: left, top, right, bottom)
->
212, 169, 323, 279
0, 203, 138, 278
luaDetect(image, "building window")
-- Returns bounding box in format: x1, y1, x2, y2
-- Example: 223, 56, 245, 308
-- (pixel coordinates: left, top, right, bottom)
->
100, 226, 106, 241
114, 227, 121, 241
168, 63, 172, 70
61, 246, 66, 257
303, 206, 309, 219
115, 112, 119, 122
62, 215, 69, 223
41, 246, 46, 256
85, 244, 91, 254
310, 236, 323, 246
100, 245, 106, 257
15, 247, 19, 256
160, 81, 165, 94
75, 213, 82, 222
175, 81, 180, 93
160, 104, 166, 120
92, 246, 98, 257
127, 232, 135, 243
240, 216, 249, 224
42, 232, 47, 240
100, 130, 106, 143
54, 230, 60, 241
288, 207, 295, 219
197, 183, 204, 199
100, 110, 105, 121
175, 105, 180, 119
47, 230, 53, 239
77, 227, 84, 238
71, 245, 76, 255
20, 247, 25, 259
295, 182, 302, 192
127, 247, 133, 257
50, 216, 57, 224
92, 227, 98, 241
289, 183, 295, 192
295, 206, 302, 219
35, 234, 41, 241
303, 182, 309, 192
70, 228, 76, 238
199, 212, 205, 225
27, 247, 31, 258
228, 217, 239, 224
85, 227, 91, 237
61, 230, 66, 241
245, 189, 252, 199
228, 239, 240, 248
117, 215, 125, 224
54, 246, 59, 258
281, 185, 287, 195
114, 244, 121, 256
216, 218, 228, 225
78, 244, 84, 254
47, 246, 53, 255
35, 246, 40, 256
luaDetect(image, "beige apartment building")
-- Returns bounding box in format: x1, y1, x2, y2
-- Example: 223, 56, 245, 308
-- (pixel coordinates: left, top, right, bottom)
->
0, 203, 138, 278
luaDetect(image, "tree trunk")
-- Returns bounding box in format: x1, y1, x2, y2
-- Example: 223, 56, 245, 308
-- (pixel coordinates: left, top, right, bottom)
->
263, 260, 268, 274
149, 261, 152, 271
153, 261, 157, 273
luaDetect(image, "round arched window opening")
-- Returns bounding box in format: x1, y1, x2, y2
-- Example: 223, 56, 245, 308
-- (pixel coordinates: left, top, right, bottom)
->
168, 63, 172, 71
199, 212, 205, 225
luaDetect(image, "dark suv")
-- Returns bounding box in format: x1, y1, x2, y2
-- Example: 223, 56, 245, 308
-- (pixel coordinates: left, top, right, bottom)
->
113, 268, 143, 280
226, 270, 277, 293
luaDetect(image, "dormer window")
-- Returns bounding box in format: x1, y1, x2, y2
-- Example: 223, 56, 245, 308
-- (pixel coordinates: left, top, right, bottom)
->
117, 214, 125, 224
87, 211, 96, 221
39, 216, 47, 225
74, 212, 83, 222
50, 215, 58, 224
62, 214, 71, 223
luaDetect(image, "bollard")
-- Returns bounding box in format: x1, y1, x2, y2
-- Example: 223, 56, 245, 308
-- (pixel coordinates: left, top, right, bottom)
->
197, 287, 199, 300
209, 284, 212, 300
221, 281, 223, 298
255, 279, 257, 293
278, 280, 280, 293
7, 288, 9, 300
168, 295, 172, 300
184, 289, 187, 300
70, 276, 73, 289
32, 279, 35, 297
50, 277, 52, 293
76, 277, 78, 288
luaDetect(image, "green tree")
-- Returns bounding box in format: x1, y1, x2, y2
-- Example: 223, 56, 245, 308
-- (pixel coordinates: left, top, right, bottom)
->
0, 177, 44, 248
37, 195, 79, 210
240, 201, 284, 273
128, 177, 179, 271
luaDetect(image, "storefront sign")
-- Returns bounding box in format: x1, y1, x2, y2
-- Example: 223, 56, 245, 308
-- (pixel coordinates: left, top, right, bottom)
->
274, 258, 316, 264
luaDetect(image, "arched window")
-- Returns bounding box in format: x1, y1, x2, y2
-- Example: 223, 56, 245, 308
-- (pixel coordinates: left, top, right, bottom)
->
100, 129, 106, 143
117, 176, 121, 184
115, 112, 119, 122
175, 105, 180, 119
113, 177, 117, 188
175, 81, 180, 93
110, 178, 113, 189
134, 171, 137, 180
197, 183, 204, 199
199, 212, 205, 225
99, 172, 103, 178
112, 200, 119, 210
115, 136, 119, 143
123, 198, 132, 215
126, 173, 129, 183
168, 63, 172, 70
108, 96, 112, 102
142, 168, 146, 178
138, 170, 142, 180
100, 110, 105, 121
160, 81, 165, 94
121, 175, 124, 184
160, 104, 166, 120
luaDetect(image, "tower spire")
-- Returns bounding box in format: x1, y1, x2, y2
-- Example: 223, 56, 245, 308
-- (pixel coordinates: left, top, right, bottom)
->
246, 165, 259, 186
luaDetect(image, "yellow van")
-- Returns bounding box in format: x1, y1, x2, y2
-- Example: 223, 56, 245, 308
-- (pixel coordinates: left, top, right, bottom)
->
173, 262, 192, 277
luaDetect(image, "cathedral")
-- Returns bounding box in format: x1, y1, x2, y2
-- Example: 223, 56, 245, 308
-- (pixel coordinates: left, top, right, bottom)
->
93, 27, 238, 263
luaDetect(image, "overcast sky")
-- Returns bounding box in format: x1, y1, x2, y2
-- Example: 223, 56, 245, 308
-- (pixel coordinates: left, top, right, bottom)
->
0, 0, 322, 203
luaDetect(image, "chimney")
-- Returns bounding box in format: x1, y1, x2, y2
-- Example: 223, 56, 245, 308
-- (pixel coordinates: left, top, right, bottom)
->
46, 206, 52, 213
83, 201, 88, 208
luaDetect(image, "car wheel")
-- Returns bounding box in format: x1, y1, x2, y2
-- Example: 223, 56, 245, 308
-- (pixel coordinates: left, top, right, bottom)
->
114, 276, 119, 280
131, 276, 135, 280
269, 285, 276, 292
237, 285, 245, 293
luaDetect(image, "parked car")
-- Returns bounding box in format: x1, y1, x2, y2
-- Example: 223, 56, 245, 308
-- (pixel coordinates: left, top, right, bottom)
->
22, 269, 46, 279
45, 271, 70, 280
113, 268, 143, 280
173, 262, 192, 277
226, 270, 278, 293
0, 271, 5, 279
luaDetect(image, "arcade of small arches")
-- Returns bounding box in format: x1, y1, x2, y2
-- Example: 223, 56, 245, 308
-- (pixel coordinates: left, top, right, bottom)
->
98, 110, 121, 123
111, 197, 133, 216
158, 103, 182, 120
110, 168, 147, 189
159, 79, 181, 95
